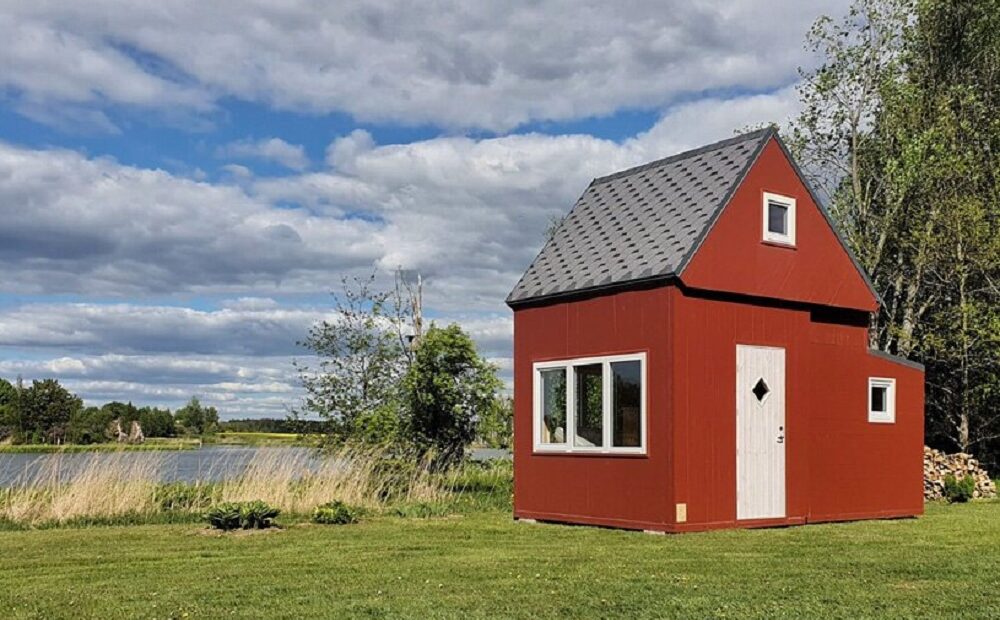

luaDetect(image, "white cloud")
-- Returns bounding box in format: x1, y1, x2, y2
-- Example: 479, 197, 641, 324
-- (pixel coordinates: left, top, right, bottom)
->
0, 85, 801, 414
0, 142, 382, 296
0, 86, 801, 305
0, 302, 513, 416
217, 138, 310, 171
221, 163, 254, 178
4, 1, 845, 130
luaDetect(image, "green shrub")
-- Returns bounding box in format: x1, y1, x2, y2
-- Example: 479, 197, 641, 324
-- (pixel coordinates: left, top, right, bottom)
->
943, 474, 976, 503
312, 500, 361, 525
205, 503, 242, 531
240, 500, 280, 529
205, 500, 280, 530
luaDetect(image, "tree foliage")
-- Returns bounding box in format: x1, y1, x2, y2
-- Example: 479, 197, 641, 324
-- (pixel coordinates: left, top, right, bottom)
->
0, 378, 16, 439
295, 271, 414, 442
792, 0, 1000, 463
403, 324, 504, 464
20, 379, 83, 443
174, 397, 219, 436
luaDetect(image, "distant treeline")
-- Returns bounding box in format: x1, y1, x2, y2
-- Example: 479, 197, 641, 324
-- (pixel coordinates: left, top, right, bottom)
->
219, 418, 326, 434
0, 377, 219, 445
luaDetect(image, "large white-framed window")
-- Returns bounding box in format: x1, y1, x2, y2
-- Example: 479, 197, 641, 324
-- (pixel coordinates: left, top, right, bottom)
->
762, 191, 796, 246
533, 352, 646, 455
868, 377, 896, 424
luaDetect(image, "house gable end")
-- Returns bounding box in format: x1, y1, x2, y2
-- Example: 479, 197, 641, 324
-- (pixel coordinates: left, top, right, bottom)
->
679, 136, 879, 312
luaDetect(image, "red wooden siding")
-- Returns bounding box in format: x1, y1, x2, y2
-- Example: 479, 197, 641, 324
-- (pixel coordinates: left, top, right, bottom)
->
669, 287, 923, 531
512, 287, 674, 530
513, 284, 922, 532
682, 138, 879, 313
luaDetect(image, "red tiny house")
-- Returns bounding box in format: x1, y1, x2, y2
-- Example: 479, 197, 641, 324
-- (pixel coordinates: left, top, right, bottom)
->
507, 129, 924, 533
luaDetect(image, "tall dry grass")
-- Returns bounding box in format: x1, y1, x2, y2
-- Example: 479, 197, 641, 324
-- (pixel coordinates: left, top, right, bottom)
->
0, 446, 446, 526
1, 452, 162, 524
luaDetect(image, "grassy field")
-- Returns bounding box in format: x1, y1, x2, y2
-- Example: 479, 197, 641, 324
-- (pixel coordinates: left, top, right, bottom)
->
0, 501, 998, 618
209, 431, 319, 447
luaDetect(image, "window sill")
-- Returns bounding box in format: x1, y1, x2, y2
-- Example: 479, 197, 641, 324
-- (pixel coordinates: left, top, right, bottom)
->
532, 448, 648, 458
761, 239, 797, 249
867, 416, 895, 424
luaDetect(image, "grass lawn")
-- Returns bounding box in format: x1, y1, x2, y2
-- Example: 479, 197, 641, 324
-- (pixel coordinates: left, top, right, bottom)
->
0, 501, 998, 619
209, 432, 319, 447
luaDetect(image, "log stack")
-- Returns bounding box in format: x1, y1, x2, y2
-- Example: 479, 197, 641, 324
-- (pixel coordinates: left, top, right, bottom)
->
924, 446, 997, 500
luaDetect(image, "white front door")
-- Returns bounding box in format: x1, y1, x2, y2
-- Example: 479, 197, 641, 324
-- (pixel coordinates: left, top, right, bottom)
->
736, 345, 786, 520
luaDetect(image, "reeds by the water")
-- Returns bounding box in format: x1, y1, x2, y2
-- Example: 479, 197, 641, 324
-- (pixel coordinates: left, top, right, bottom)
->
0, 446, 448, 526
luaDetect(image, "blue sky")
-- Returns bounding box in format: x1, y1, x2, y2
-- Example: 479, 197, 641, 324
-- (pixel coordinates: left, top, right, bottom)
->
0, 0, 846, 417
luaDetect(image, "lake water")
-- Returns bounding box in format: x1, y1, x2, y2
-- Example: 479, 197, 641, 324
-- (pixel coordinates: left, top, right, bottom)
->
0, 446, 510, 487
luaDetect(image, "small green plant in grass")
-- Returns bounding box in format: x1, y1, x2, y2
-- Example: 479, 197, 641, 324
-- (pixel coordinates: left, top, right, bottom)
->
943, 474, 976, 503
312, 500, 361, 525
205, 503, 242, 531
205, 500, 280, 530
393, 501, 451, 519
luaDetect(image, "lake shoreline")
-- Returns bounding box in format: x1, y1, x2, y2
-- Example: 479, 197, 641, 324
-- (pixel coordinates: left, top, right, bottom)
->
0, 440, 202, 453
0, 432, 323, 453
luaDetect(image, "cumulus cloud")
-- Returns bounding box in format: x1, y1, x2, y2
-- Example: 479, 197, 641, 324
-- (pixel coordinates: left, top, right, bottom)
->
0, 301, 333, 356
0, 85, 801, 305
0, 142, 382, 295
0, 81, 800, 414
0, 302, 512, 416
217, 138, 310, 171
4, 0, 843, 130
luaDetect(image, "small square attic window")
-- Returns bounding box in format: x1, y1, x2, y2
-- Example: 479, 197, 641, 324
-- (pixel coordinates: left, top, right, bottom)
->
763, 192, 796, 246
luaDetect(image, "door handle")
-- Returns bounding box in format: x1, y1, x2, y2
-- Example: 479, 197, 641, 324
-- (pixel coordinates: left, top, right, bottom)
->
776, 434, 784, 444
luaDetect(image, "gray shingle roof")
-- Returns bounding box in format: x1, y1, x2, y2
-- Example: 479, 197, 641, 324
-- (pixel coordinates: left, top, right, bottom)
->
507, 128, 773, 306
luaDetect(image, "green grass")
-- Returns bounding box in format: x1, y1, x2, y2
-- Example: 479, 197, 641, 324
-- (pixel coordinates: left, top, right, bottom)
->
208, 431, 320, 447
0, 501, 998, 618
0, 438, 201, 453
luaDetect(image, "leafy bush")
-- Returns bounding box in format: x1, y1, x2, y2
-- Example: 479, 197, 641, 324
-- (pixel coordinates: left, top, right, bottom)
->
240, 500, 280, 529
943, 474, 976, 503
312, 500, 361, 525
205, 503, 242, 531
205, 500, 280, 530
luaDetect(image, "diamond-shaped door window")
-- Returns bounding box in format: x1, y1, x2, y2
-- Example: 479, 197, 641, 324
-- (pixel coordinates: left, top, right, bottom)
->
752, 378, 770, 404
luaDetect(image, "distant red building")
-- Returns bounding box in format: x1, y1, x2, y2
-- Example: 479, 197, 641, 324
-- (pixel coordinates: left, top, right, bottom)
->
506, 128, 924, 532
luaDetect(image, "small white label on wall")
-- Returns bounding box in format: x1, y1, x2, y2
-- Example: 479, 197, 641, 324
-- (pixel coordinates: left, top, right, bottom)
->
676, 503, 687, 523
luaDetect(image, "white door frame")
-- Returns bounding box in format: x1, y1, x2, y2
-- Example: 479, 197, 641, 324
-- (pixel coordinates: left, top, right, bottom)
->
736, 344, 786, 520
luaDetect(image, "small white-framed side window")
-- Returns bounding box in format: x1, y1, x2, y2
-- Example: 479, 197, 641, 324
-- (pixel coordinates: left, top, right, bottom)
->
762, 192, 796, 246
868, 377, 896, 423
532, 353, 646, 455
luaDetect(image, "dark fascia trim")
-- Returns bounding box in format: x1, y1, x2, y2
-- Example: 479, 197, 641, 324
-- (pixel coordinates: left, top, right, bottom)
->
593, 127, 773, 185
675, 280, 874, 317
673, 127, 775, 278
868, 348, 925, 371
769, 134, 883, 308
505, 273, 678, 309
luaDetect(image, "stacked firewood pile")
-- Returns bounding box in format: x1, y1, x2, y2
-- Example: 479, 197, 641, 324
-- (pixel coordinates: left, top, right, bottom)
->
924, 446, 996, 500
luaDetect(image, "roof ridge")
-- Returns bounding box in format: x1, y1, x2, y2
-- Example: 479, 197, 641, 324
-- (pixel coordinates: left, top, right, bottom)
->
592, 127, 774, 185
